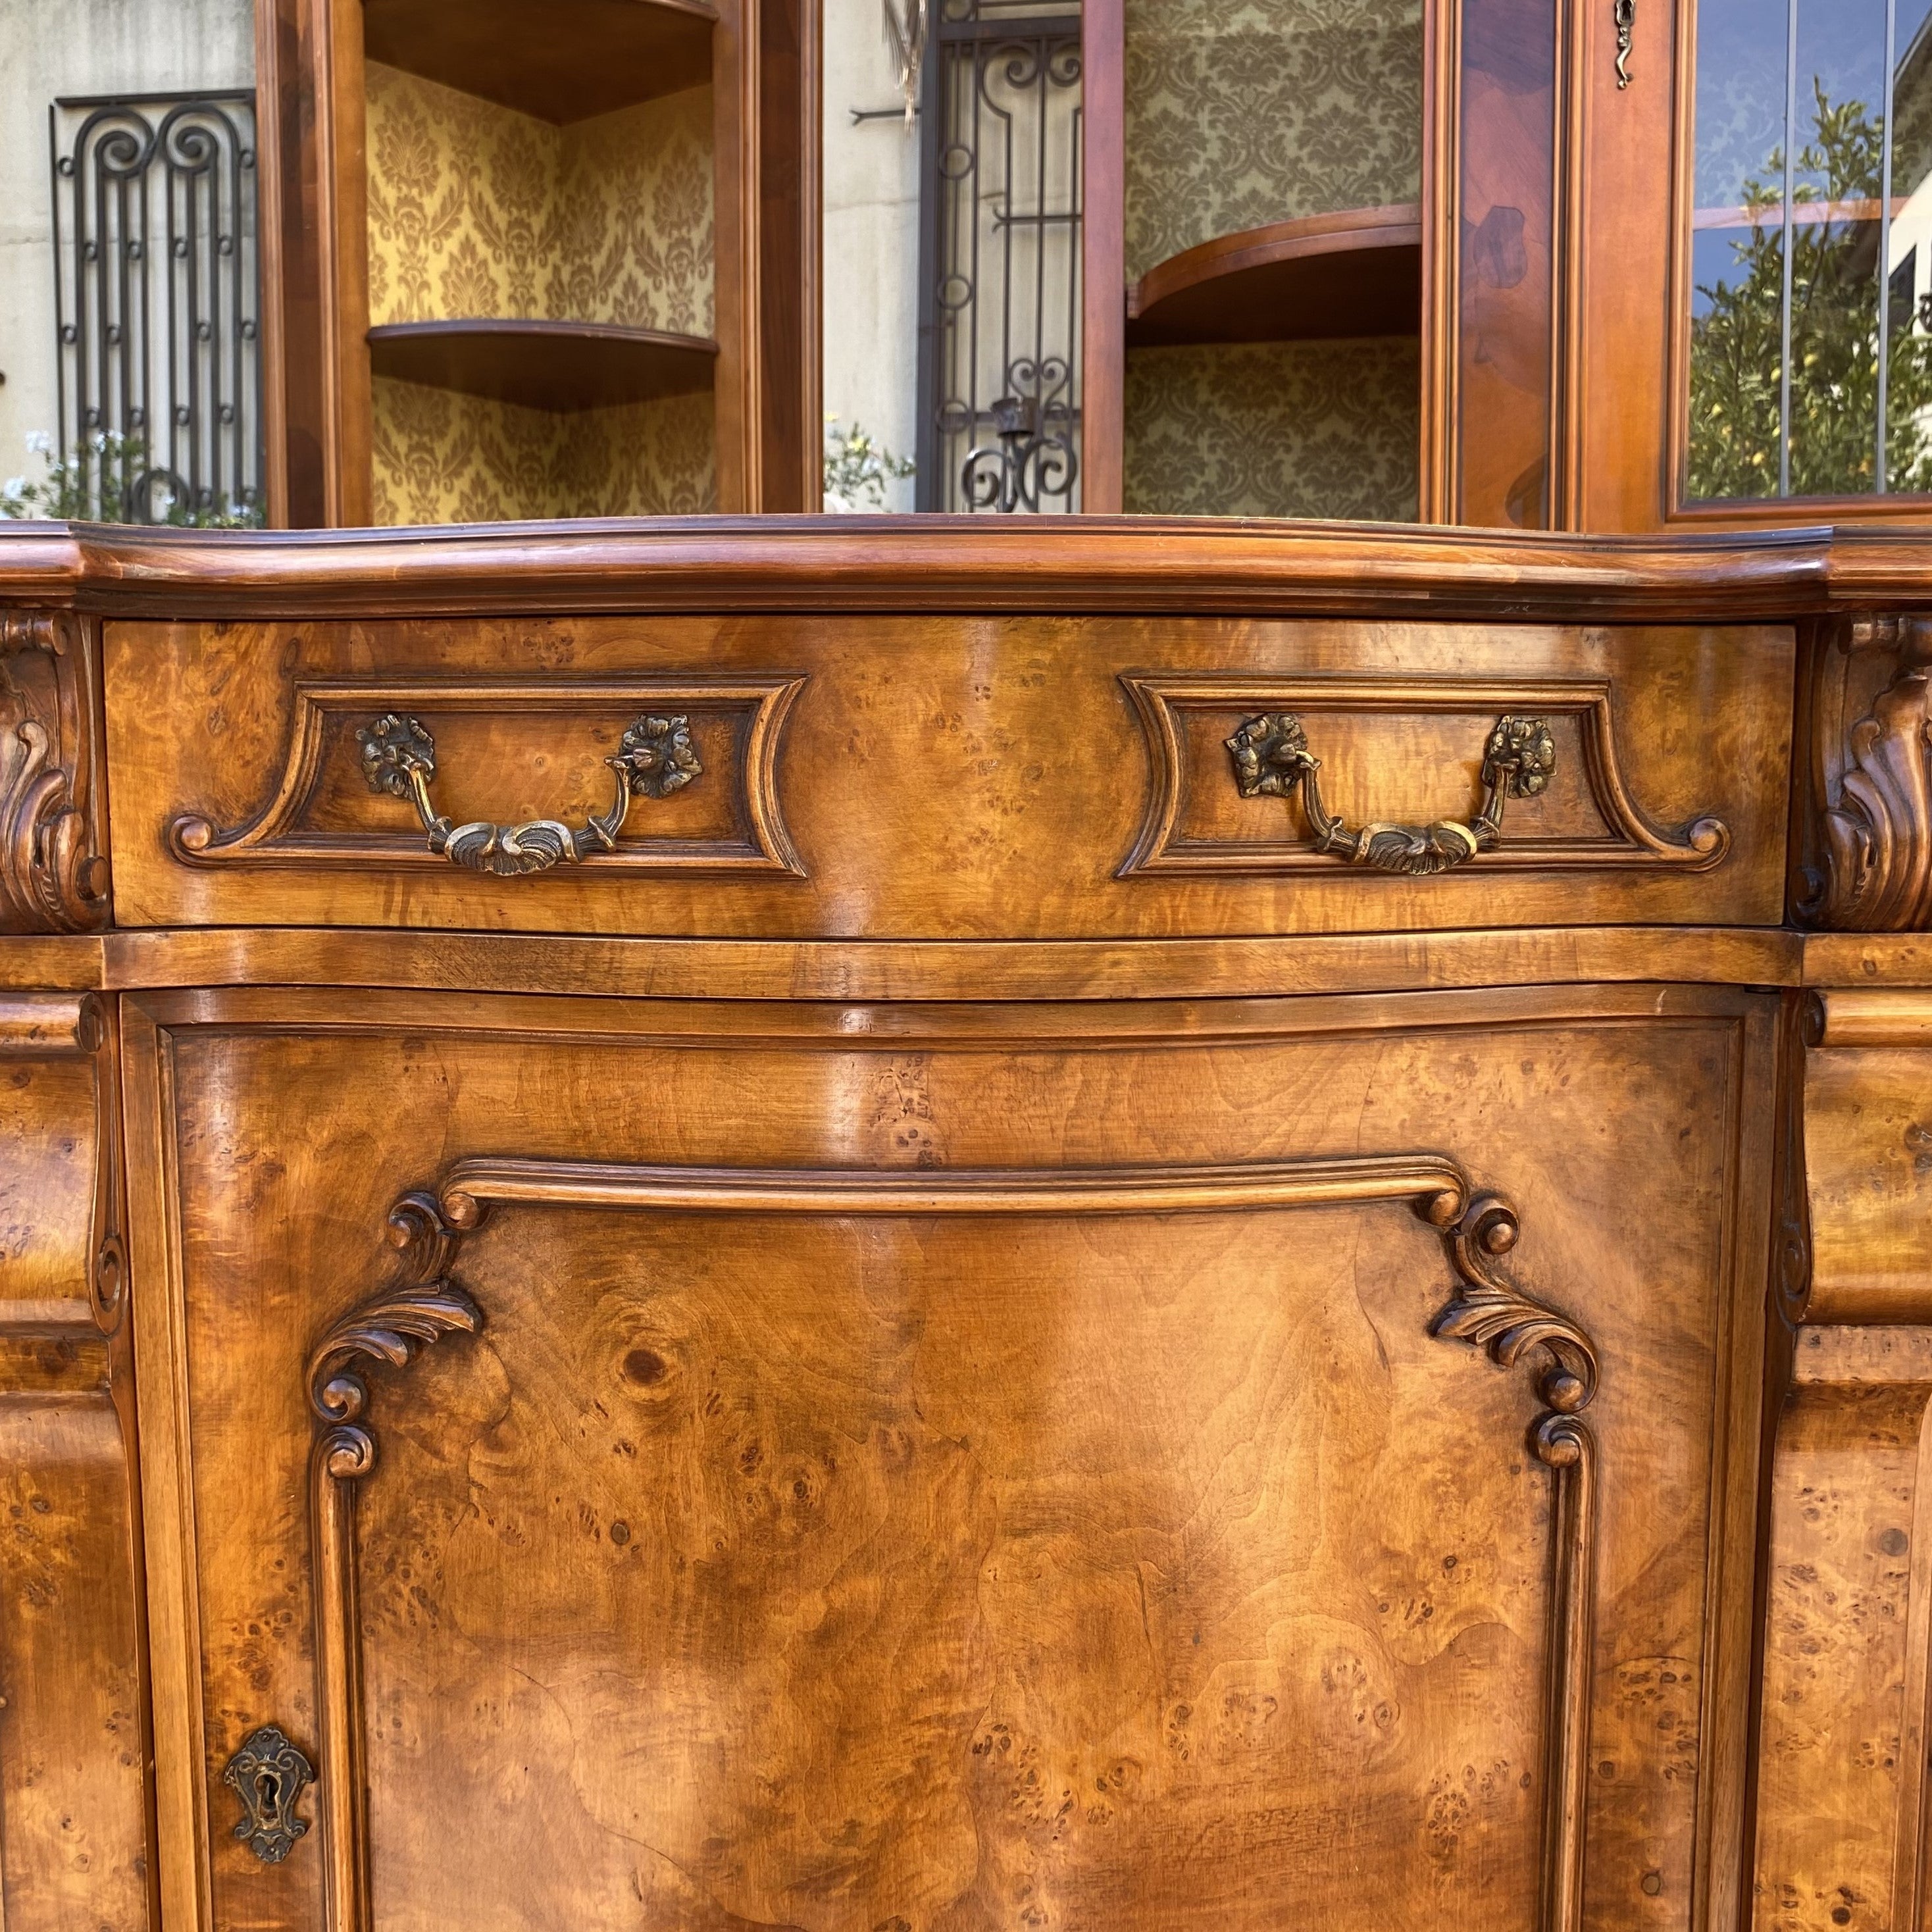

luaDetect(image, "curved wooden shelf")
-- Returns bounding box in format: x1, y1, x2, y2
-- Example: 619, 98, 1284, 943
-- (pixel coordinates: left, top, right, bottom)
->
367, 320, 719, 414
363, 0, 717, 124
1126, 205, 1422, 349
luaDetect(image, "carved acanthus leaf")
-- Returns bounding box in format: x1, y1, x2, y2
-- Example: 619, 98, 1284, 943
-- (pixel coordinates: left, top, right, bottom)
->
1430, 1192, 1599, 1447
1810, 614, 1932, 930
307, 1192, 481, 1436
0, 612, 107, 932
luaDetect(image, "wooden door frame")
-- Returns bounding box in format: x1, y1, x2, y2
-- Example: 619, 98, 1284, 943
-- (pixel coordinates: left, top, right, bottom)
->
1079, 0, 1125, 514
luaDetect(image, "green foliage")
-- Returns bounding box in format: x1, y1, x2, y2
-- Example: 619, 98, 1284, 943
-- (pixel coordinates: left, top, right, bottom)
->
0, 429, 264, 526
1689, 82, 1932, 501
823, 416, 915, 512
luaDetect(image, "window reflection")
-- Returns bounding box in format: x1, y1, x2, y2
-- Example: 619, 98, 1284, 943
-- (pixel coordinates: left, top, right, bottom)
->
1690, 0, 1932, 501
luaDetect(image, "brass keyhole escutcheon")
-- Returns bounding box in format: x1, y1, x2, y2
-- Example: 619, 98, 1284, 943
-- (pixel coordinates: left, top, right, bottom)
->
222, 1723, 315, 1864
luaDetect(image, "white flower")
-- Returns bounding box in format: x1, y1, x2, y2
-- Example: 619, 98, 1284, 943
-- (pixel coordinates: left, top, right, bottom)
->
23, 431, 50, 455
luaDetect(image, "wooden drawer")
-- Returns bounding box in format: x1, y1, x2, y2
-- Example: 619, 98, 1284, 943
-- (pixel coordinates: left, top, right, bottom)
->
128, 983, 1772, 1932
103, 614, 1794, 936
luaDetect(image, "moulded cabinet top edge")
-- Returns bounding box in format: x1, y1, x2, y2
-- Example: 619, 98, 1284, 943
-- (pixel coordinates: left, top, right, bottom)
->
0, 516, 1894, 623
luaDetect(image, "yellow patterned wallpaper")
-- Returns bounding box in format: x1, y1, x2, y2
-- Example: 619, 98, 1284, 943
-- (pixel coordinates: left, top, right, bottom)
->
365, 64, 714, 336
1123, 339, 1420, 521
370, 378, 716, 524
1124, 0, 1423, 279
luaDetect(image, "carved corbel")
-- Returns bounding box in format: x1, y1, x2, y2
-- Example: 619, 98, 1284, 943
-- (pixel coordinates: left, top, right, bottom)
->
0, 611, 109, 932
1802, 613, 1932, 930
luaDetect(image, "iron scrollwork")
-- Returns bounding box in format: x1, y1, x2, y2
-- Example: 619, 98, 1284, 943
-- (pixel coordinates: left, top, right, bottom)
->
222, 1724, 315, 1864
357, 712, 702, 877
51, 93, 261, 522
919, 5, 1083, 512
959, 359, 1079, 513
1227, 710, 1558, 876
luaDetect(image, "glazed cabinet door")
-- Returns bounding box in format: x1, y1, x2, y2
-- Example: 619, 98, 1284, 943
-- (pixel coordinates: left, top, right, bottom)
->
126, 986, 1773, 1932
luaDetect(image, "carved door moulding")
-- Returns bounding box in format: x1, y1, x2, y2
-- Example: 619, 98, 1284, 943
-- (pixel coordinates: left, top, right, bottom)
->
1117, 673, 1731, 879
1802, 615, 1932, 930
167, 676, 807, 877
0, 610, 109, 932
301, 1152, 1600, 1932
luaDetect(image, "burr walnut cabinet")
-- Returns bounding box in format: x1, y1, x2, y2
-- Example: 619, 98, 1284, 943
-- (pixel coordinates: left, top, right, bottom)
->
7, 516, 1932, 1932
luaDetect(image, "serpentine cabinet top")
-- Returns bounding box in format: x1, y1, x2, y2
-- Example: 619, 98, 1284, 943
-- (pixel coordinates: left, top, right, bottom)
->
3, 515, 1932, 617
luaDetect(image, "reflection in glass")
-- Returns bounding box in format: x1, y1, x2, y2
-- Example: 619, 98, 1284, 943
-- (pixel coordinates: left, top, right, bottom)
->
917, 0, 1083, 512
1689, 0, 1932, 500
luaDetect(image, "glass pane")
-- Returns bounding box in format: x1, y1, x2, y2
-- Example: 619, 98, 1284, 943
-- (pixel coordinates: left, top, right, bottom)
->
1456, 0, 1556, 527
1116, 0, 1425, 521
918, 4, 1084, 512
1786, 0, 1885, 495
1885, 0, 1932, 488
1687, 0, 1792, 500
1687, 0, 1932, 502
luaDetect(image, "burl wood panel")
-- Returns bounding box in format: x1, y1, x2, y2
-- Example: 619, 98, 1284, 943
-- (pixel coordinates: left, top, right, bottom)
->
1752, 1327, 1932, 1932
0, 1050, 97, 1328
127, 984, 1772, 1932
102, 614, 1793, 937
0, 992, 148, 1932
0, 1390, 150, 1932
1803, 1041, 1932, 1323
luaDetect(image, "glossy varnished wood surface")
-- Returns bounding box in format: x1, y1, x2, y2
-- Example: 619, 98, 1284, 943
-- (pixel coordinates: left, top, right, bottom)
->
361, 0, 717, 122
364, 321, 720, 413
1752, 1327, 1932, 1931
0, 994, 149, 1932
0, 519, 1931, 622
1125, 207, 1423, 348
0, 518, 1925, 1932
125, 983, 1773, 1932
101, 613, 1793, 936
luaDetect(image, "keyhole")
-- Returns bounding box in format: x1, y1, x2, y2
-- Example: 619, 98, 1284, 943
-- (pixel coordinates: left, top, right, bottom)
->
255, 1771, 280, 1812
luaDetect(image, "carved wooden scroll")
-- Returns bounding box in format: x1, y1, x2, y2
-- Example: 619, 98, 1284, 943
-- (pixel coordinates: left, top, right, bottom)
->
1119, 673, 1729, 878
305, 1194, 481, 1932
0, 612, 109, 931
169, 676, 806, 877
303, 1153, 1599, 1932
1803, 615, 1932, 929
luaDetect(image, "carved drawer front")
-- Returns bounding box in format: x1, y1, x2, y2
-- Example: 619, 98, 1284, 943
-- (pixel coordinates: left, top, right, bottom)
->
127, 985, 1773, 1932
104, 614, 1793, 936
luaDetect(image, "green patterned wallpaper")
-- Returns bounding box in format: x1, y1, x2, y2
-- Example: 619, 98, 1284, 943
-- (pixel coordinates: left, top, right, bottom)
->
1123, 0, 1423, 280
1123, 340, 1420, 521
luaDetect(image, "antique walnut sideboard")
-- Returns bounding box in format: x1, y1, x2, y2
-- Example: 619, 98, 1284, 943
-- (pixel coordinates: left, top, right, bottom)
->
5, 517, 1932, 1932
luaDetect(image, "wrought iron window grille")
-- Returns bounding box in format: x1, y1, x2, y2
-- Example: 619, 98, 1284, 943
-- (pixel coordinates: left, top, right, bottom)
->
49, 90, 263, 524
916, 0, 1082, 513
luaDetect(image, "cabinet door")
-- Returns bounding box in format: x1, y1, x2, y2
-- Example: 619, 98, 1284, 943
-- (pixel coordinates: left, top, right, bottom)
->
127, 985, 1772, 1932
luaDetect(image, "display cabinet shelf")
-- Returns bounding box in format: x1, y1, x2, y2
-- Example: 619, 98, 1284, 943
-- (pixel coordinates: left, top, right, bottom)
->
362, 0, 717, 124
1126, 204, 1422, 349
367, 320, 719, 414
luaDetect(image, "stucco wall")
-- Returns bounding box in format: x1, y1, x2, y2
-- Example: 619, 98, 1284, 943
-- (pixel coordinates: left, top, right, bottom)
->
819, 0, 921, 511
0, 0, 253, 483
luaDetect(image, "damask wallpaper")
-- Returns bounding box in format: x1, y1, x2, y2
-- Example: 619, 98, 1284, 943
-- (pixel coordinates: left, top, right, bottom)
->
365, 64, 714, 336
370, 377, 716, 524
1123, 0, 1423, 279
1122, 339, 1420, 521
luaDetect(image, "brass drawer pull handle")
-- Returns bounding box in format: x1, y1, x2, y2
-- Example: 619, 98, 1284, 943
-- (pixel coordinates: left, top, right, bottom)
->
357, 713, 701, 877
223, 1723, 314, 1864
1227, 711, 1557, 876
